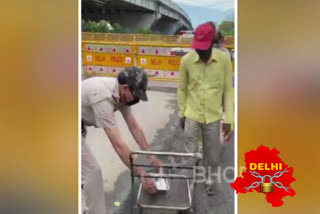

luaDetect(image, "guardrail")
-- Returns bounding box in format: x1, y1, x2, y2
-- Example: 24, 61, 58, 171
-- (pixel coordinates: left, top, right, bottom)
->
82, 33, 234, 47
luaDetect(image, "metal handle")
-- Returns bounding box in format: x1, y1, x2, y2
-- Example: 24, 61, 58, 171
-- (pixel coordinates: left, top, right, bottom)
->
130, 150, 198, 158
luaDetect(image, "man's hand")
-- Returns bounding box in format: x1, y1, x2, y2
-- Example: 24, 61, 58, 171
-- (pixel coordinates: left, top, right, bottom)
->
150, 155, 163, 173
141, 172, 157, 194
222, 123, 232, 142
180, 117, 186, 130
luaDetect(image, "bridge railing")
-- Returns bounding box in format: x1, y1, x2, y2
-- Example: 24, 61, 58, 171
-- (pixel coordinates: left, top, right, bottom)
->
82, 32, 234, 48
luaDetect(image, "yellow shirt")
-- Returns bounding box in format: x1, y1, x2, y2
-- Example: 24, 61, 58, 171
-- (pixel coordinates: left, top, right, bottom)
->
178, 48, 234, 124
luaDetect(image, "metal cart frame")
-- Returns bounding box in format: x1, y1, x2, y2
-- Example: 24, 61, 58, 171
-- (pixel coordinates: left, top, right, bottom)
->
129, 151, 200, 214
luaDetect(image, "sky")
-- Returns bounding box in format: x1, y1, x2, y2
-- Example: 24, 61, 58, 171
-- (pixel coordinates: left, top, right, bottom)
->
171, 0, 235, 28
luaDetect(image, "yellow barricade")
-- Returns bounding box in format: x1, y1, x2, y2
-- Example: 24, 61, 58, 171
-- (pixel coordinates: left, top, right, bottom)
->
137, 55, 181, 71
83, 52, 134, 67
82, 33, 234, 82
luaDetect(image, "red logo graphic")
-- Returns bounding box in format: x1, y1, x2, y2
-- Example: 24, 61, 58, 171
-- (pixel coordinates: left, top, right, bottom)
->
231, 145, 296, 207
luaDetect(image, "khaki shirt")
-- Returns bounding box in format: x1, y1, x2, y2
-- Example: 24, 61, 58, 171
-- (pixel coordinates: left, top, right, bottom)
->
82, 77, 131, 129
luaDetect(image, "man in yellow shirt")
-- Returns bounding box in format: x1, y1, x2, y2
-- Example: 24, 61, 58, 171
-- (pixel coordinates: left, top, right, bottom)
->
178, 22, 233, 195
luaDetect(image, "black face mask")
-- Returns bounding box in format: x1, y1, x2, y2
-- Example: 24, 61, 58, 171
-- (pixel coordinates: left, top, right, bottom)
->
196, 49, 212, 62
126, 96, 140, 106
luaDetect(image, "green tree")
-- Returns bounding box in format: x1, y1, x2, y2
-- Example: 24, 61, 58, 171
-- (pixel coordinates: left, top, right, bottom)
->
219, 21, 234, 36
96, 20, 112, 33
85, 20, 99, 32
82, 19, 94, 32
112, 23, 129, 33
136, 26, 153, 34
82, 19, 114, 33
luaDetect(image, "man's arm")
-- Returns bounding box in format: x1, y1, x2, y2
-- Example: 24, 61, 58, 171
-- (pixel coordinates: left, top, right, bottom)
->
92, 100, 147, 172
120, 107, 162, 171
104, 126, 157, 194
92, 100, 157, 193
177, 56, 188, 118
123, 110, 150, 151
104, 126, 138, 168
223, 53, 234, 125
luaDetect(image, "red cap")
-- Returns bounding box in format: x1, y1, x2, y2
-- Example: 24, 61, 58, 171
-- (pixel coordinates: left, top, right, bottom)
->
192, 23, 215, 50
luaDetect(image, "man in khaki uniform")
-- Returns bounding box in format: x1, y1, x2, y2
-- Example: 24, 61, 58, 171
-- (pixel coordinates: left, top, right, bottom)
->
82, 67, 161, 214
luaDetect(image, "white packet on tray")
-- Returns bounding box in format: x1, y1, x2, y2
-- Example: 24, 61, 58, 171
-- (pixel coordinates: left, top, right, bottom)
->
155, 177, 170, 191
